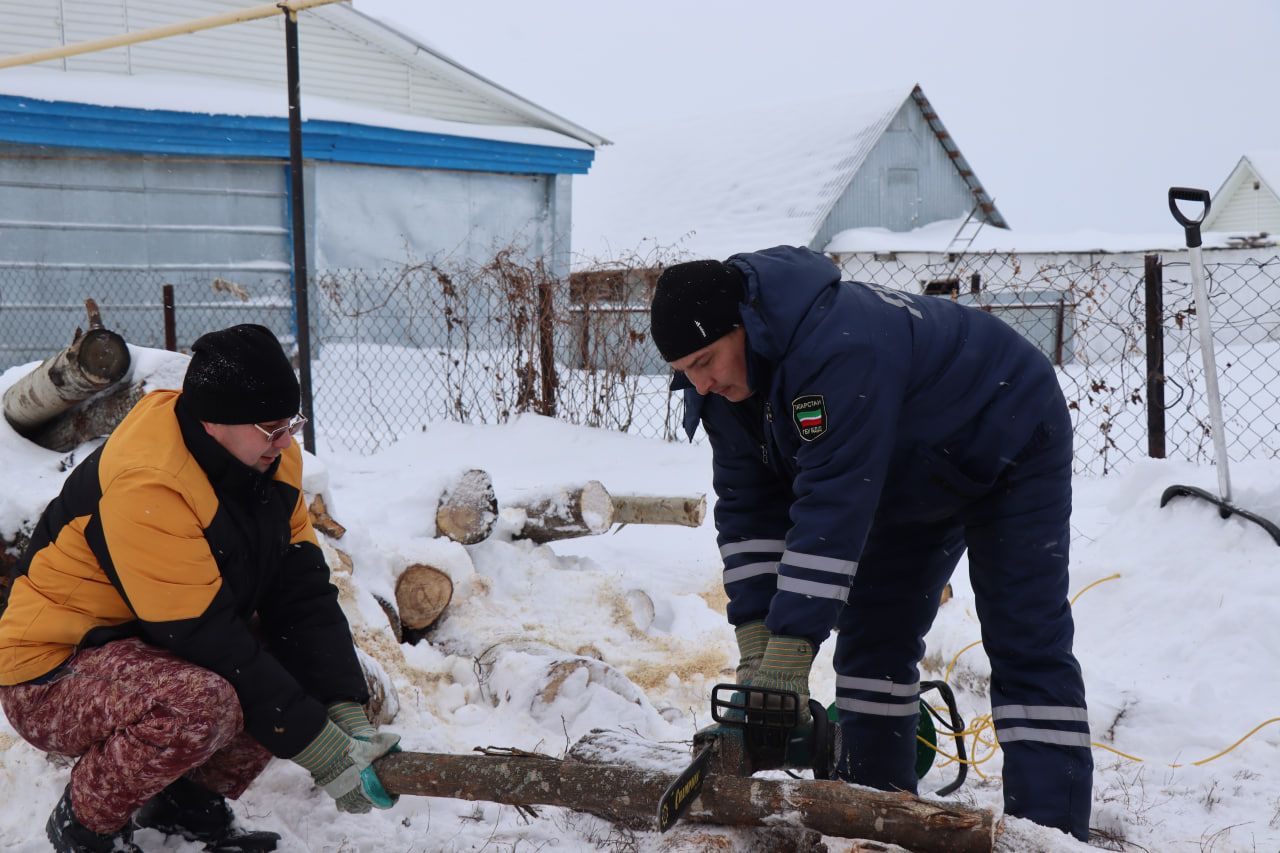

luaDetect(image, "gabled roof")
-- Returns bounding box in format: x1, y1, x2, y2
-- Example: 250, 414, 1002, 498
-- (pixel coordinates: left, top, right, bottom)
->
1203, 150, 1280, 231
571, 84, 1003, 267
0, 0, 606, 149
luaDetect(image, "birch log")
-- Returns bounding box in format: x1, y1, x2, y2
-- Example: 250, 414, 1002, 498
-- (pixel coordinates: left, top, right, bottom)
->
394, 562, 454, 631
3, 307, 131, 436
373, 750, 996, 853
510, 481, 614, 543
611, 494, 706, 528
27, 382, 145, 453
435, 469, 497, 545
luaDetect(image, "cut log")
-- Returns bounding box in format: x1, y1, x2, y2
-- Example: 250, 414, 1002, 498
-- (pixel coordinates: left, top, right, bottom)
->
394, 562, 454, 631
611, 493, 706, 528
510, 480, 614, 543
436, 469, 497, 545
28, 381, 146, 453
308, 493, 346, 540
373, 750, 995, 853
3, 304, 131, 435
355, 647, 399, 726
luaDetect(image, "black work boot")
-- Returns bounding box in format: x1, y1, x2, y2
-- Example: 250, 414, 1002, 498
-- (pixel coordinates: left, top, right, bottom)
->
46, 784, 143, 853
133, 777, 280, 851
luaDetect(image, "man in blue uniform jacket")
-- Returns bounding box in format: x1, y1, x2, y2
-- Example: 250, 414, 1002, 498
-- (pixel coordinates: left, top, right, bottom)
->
651, 246, 1092, 841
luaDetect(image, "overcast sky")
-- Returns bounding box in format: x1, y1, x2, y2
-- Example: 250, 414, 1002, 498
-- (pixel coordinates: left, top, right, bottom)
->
356, 0, 1279, 234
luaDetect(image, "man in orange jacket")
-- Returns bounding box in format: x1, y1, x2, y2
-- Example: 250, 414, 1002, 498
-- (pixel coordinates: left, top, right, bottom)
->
0, 325, 398, 852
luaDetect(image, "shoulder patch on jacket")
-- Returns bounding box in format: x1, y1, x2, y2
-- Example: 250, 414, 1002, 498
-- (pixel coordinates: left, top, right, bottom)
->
791, 394, 827, 442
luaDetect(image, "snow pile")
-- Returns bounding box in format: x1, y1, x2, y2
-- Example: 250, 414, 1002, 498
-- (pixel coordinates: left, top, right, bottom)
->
1, 347, 1278, 851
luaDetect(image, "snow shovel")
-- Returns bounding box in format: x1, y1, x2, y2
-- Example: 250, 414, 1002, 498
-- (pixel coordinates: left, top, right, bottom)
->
1160, 187, 1280, 546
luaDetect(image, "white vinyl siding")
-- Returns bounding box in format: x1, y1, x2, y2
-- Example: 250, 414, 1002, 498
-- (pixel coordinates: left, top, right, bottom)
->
0, 0, 591, 140
1210, 171, 1280, 234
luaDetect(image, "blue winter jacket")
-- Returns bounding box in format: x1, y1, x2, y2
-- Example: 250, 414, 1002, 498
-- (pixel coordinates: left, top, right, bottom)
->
678, 246, 1066, 646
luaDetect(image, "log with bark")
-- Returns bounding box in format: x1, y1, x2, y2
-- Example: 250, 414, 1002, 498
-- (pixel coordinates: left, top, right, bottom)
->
435, 469, 497, 545
656, 824, 828, 852
611, 493, 707, 528
308, 494, 346, 540
27, 381, 146, 453
507, 480, 615, 543
373, 749, 996, 853
3, 301, 132, 440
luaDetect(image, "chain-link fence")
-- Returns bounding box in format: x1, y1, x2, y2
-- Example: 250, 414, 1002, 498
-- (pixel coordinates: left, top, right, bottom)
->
2, 249, 1278, 474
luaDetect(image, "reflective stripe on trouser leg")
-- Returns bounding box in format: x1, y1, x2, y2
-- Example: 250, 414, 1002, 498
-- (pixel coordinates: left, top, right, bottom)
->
966, 396, 1092, 842
833, 521, 965, 794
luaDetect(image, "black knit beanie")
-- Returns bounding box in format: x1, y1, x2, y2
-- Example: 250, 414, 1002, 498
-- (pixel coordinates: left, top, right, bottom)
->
649, 260, 746, 362
182, 324, 300, 425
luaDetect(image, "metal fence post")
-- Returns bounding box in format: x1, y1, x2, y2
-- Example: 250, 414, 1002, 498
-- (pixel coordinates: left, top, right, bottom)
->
162, 284, 177, 351
1144, 254, 1166, 459
537, 276, 558, 417
283, 8, 316, 454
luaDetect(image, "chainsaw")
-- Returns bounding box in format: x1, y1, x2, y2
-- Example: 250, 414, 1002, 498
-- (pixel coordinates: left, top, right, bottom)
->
657, 679, 967, 832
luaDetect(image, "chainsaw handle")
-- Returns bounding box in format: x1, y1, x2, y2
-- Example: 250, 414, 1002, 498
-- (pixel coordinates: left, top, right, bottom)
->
1168, 187, 1212, 248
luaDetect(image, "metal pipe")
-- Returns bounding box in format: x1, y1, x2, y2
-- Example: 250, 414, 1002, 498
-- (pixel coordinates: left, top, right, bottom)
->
284, 9, 316, 454
1187, 245, 1232, 503
0, 0, 345, 71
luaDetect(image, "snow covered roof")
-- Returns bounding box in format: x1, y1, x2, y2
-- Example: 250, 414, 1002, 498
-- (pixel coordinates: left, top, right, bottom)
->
0, 0, 606, 149
570, 86, 911, 265
0, 67, 592, 153
571, 84, 1005, 267
826, 216, 1257, 255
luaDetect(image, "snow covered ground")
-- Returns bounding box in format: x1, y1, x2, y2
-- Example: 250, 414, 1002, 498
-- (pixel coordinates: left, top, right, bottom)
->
1, 347, 1279, 852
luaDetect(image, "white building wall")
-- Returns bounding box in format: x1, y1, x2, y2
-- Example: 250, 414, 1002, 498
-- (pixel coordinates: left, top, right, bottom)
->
1207, 171, 1280, 235
0, 0, 537, 128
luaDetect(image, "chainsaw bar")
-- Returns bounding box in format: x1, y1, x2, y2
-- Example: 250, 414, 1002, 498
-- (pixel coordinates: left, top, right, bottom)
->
657, 739, 716, 832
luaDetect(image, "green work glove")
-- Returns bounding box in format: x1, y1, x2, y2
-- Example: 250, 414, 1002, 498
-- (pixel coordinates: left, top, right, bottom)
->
744, 634, 816, 724
327, 700, 377, 740
733, 620, 771, 683
292, 719, 401, 814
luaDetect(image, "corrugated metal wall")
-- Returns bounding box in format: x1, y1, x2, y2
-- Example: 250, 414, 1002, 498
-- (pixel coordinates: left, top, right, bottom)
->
810, 102, 976, 250
0, 140, 573, 368
0, 141, 293, 367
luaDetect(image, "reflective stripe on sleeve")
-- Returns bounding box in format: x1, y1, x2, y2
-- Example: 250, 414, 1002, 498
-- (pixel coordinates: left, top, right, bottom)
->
776, 575, 850, 602
722, 561, 779, 584
719, 539, 785, 559
782, 550, 857, 577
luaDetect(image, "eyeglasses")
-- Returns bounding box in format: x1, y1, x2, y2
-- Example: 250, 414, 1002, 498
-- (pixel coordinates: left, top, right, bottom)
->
252, 413, 307, 444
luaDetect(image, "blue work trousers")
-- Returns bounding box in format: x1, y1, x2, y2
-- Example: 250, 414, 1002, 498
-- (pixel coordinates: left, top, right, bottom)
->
833, 401, 1092, 841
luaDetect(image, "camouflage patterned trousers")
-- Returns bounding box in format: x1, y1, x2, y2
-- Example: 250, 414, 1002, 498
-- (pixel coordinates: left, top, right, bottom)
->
0, 637, 272, 834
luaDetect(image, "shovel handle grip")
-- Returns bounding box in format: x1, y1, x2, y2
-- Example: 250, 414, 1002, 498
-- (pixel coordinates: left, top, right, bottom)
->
1168, 187, 1212, 248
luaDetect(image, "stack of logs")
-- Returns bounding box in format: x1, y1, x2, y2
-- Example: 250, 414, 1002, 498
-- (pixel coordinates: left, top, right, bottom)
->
310, 468, 706, 644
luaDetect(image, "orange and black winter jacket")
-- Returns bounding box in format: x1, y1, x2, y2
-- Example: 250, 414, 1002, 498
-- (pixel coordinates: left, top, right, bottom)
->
0, 390, 367, 757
